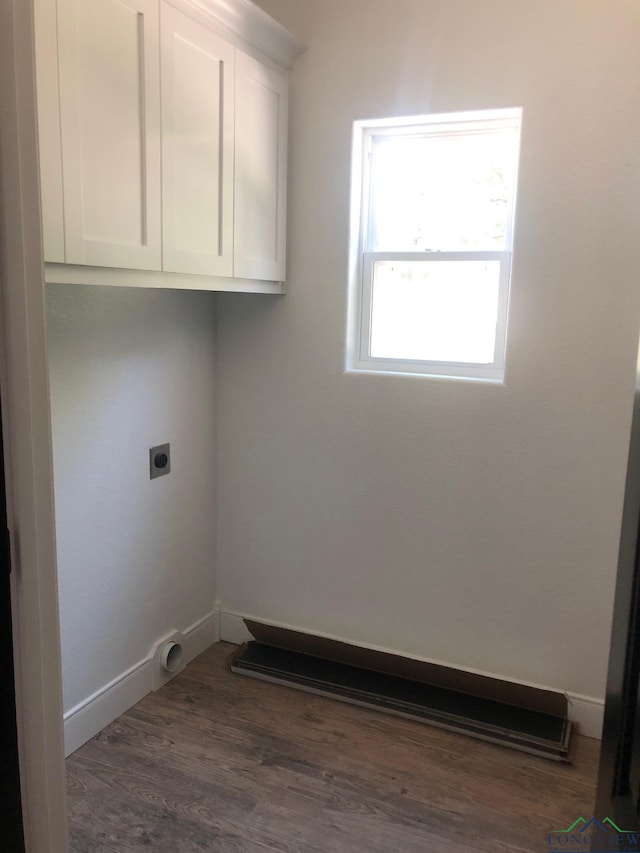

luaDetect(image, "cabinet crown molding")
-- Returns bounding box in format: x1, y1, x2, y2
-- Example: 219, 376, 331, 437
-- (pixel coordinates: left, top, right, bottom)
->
166, 0, 305, 69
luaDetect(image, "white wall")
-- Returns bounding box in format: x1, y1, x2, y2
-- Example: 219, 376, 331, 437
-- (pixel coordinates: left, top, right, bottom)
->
47, 285, 217, 723
216, 0, 640, 704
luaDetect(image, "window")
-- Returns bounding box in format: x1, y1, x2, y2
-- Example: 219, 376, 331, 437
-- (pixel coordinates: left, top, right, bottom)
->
347, 108, 522, 381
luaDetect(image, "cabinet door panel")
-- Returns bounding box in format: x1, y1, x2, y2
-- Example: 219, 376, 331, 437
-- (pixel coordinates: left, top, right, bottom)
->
161, 4, 234, 276
234, 51, 288, 282
34, 0, 65, 263
58, 0, 161, 269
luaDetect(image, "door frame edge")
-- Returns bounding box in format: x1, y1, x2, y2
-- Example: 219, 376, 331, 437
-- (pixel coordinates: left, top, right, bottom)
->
0, 1, 68, 850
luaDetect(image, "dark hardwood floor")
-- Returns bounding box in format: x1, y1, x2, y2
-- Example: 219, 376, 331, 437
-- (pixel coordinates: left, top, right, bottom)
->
67, 642, 599, 852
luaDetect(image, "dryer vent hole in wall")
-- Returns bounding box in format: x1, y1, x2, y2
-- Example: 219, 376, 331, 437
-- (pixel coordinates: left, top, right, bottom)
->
161, 641, 183, 673
152, 631, 188, 691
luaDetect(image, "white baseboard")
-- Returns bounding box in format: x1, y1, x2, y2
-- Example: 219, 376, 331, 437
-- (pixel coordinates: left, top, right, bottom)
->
219, 609, 605, 741
63, 606, 604, 756
63, 660, 153, 758
63, 607, 220, 757
220, 609, 254, 644
565, 693, 604, 740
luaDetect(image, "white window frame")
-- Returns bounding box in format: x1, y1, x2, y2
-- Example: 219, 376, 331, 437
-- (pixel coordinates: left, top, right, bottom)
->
347, 108, 522, 383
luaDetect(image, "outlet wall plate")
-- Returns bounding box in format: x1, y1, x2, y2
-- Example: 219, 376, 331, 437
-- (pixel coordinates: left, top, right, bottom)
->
150, 443, 170, 479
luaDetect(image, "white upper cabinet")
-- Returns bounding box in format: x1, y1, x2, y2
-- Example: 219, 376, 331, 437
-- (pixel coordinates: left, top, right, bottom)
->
35, 0, 305, 290
161, 4, 234, 277
234, 51, 288, 283
57, 0, 162, 270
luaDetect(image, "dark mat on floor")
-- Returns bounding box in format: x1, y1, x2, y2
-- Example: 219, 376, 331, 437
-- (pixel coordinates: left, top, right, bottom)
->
231, 641, 573, 761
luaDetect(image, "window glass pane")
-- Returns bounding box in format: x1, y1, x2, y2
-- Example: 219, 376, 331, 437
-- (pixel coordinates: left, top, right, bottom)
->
369, 129, 519, 252
369, 260, 501, 364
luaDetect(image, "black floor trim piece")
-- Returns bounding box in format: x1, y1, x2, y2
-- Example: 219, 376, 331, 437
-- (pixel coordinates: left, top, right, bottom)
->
231, 642, 573, 761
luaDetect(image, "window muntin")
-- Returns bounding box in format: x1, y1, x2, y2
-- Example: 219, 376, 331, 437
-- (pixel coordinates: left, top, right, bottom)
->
349, 109, 522, 381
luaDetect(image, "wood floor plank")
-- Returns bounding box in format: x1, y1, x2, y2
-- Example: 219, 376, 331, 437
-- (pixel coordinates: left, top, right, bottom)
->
67, 642, 598, 852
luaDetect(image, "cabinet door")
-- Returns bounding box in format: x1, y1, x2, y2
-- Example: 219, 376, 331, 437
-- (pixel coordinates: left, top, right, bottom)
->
234, 51, 288, 282
57, 0, 162, 270
160, 4, 234, 277
34, 0, 65, 263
